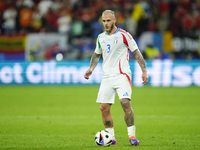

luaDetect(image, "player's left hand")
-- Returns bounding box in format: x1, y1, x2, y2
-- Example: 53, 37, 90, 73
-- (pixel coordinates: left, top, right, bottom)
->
142, 72, 148, 85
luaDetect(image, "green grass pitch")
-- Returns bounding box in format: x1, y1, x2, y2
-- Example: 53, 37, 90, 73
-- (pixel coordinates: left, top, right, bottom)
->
0, 86, 200, 150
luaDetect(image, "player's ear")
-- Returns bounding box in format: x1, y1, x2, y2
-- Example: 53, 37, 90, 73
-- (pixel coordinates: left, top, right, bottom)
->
114, 18, 116, 24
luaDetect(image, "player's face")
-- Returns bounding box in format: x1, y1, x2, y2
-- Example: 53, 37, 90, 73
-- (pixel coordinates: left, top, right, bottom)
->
102, 13, 116, 33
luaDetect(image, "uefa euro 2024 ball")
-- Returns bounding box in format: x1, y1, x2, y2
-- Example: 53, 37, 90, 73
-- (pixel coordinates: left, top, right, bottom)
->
95, 130, 112, 147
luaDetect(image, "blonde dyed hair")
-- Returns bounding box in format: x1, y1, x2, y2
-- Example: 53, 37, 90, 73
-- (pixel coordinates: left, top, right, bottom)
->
102, 10, 115, 18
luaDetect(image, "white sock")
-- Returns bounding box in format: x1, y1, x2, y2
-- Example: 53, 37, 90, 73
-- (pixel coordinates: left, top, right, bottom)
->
127, 125, 136, 138
105, 128, 115, 139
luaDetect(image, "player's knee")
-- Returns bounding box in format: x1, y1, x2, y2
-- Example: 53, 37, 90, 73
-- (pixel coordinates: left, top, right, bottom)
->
120, 98, 131, 110
100, 105, 107, 113
100, 104, 111, 114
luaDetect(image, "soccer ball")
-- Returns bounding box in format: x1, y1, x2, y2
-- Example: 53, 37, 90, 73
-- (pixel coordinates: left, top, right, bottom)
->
95, 130, 112, 147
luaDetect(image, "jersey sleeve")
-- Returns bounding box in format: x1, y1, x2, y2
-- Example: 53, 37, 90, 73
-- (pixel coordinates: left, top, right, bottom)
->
121, 31, 139, 52
94, 35, 102, 54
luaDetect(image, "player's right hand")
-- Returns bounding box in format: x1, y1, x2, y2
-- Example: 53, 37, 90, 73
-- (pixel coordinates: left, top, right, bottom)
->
84, 68, 93, 79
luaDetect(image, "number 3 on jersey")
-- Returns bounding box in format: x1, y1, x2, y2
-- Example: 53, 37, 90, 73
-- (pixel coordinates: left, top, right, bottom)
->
107, 44, 111, 53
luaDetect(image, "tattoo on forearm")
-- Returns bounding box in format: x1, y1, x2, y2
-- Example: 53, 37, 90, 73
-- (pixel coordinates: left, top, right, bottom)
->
90, 53, 101, 71
133, 49, 147, 73
105, 121, 111, 127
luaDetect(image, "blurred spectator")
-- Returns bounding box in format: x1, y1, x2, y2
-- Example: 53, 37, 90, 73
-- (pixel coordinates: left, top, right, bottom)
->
124, 11, 137, 36
144, 44, 161, 60
18, 6, 33, 32
16, 0, 34, 9
43, 8, 58, 32
78, 8, 95, 36
51, 0, 63, 13
38, 0, 53, 16
2, 4, 17, 35
131, 1, 146, 24
57, 8, 71, 34
132, 1, 149, 37
140, 0, 151, 18
157, 12, 169, 33
158, 0, 169, 15
71, 17, 84, 37
31, 5, 42, 32
90, 18, 103, 38
182, 11, 196, 33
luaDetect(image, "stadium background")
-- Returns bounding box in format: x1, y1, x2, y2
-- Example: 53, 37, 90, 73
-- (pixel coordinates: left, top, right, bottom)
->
0, 0, 200, 86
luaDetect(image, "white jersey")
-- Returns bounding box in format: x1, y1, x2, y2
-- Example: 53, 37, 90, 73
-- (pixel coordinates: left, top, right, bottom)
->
95, 28, 139, 79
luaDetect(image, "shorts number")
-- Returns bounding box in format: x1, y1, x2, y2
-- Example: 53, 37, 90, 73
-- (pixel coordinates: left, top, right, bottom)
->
107, 44, 111, 53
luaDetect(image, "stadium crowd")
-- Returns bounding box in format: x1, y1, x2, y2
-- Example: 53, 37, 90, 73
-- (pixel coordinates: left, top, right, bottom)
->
0, 0, 200, 60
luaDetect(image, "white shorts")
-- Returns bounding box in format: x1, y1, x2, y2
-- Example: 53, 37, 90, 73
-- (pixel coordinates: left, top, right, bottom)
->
96, 74, 132, 104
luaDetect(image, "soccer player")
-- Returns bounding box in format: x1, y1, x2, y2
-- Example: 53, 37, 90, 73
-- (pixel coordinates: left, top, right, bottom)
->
84, 10, 148, 146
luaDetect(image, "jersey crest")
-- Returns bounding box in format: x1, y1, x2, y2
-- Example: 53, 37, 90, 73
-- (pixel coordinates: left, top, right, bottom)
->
114, 37, 118, 44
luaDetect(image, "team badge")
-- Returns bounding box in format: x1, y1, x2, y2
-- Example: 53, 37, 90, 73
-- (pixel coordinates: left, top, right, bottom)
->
114, 37, 118, 44
114, 40, 118, 44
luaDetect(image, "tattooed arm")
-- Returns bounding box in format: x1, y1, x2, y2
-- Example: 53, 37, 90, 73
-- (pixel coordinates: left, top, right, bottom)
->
133, 49, 149, 85
84, 53, 101, 79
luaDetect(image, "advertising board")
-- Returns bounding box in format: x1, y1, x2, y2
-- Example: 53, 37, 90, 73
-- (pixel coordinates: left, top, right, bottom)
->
0, 60, 199, 87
